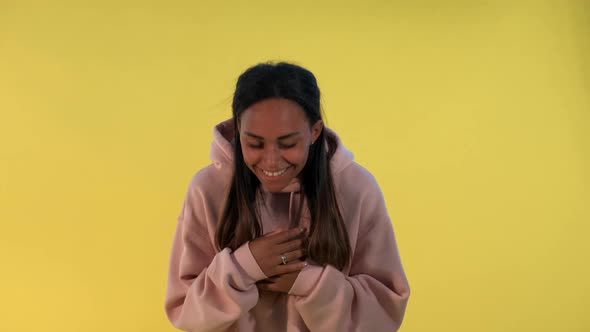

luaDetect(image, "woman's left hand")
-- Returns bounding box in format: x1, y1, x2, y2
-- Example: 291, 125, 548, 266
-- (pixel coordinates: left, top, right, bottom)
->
257, 270, 302, 293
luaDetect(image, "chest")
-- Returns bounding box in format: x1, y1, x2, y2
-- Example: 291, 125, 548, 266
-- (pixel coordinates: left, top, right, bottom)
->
257, 192, 310, 235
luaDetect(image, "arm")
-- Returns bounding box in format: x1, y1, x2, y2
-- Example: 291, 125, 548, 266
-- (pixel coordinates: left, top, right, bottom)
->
289, 179, 411, 331
164, 180, 267, 332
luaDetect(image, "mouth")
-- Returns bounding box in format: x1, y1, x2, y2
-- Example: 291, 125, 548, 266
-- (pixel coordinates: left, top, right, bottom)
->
258, 166, 291, 178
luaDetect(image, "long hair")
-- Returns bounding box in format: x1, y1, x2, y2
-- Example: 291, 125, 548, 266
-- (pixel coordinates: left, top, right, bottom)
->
215, 62, 351, 270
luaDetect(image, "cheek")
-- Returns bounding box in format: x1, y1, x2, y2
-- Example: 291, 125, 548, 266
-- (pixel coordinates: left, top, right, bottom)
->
284, 147, 310, 166
241, 147, 260, 165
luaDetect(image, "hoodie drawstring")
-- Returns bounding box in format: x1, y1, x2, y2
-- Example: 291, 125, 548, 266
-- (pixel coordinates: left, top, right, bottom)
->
288, 191, 294, 227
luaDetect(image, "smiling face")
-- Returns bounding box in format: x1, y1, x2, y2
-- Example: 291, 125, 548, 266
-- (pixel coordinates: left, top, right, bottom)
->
238, 97, 323, 193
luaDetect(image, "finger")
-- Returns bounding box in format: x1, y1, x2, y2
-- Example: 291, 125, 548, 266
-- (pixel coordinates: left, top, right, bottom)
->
276, 238, 305, 254
275, 249, 305, 266
258, 275, 279, 283
270, 227, 306, 244
263, 228, 286, 237
257, 283, 270, 291
282, 249, 305, 263
257, 279, 273, 284
258, 282, 280, 292
276, 260, 307, 275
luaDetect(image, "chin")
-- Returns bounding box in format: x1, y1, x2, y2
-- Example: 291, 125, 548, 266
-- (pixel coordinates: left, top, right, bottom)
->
260, 180, 291, 193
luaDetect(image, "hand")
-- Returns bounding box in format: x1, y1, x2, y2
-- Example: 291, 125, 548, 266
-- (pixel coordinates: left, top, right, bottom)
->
257, 270, 302, 294
249, 227, 307, 278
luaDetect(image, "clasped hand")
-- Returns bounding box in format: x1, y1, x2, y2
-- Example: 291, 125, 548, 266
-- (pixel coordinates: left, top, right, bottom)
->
248, 227, 307, 293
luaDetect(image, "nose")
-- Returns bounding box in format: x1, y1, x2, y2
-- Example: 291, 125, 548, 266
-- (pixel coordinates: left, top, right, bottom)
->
263, 145, 280, 168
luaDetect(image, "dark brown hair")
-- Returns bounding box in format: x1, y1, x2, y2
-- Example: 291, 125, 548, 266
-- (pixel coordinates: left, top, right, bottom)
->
215, 62, 351, 270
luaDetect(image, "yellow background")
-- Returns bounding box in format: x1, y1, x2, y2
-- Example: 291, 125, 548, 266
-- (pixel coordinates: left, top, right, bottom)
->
1, 1, 588, 331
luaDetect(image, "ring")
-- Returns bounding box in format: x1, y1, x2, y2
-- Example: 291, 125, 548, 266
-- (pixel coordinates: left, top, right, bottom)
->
280, 254, 288, 265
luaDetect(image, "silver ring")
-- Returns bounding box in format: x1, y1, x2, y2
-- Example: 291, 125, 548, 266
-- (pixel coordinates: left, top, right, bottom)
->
280, 254, 288, 265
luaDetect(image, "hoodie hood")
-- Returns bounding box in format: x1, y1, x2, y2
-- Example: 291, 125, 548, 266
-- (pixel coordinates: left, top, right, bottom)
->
209, 118, 355, 193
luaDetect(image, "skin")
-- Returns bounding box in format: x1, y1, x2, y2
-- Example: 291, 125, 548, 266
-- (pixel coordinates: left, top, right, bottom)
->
250, 228, 307, 293
239, 97, 323, 293
238, 97, 323, 193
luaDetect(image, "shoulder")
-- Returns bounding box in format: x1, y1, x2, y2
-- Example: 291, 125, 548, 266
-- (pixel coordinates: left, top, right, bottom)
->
325, 129, 381, 199
333, 161, 390, 227
332, 161, 383, 201
184, 163, 233, 211
177, 164, 233, 244
331, 161, 392, 248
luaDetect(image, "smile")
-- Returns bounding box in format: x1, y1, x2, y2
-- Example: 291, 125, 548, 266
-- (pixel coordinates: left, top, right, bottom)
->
260, 166, 290, 177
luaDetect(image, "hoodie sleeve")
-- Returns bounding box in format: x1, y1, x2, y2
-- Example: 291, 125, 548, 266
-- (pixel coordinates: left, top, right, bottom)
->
165, 174, 268, 332
288, 175, 410, 332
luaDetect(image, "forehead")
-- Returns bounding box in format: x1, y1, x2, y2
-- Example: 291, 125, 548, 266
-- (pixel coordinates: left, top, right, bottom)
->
239, 98, 308, 137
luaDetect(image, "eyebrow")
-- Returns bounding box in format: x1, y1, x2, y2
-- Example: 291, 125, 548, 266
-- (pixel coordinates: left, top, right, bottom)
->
244, 131, 301, 140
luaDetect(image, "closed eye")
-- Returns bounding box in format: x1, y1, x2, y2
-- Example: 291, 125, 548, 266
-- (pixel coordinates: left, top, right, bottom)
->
279, 143, 296, 149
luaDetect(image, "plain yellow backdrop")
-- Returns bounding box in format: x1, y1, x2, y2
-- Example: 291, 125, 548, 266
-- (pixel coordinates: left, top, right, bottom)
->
1, 1, 588, 331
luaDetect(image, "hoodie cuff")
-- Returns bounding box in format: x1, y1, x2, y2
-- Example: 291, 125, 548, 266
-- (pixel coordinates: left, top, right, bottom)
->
288, 264, 324, 296
232, 241, 268, 283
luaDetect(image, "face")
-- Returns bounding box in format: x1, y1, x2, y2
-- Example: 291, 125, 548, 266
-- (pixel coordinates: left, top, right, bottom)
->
238, 97, 323, 193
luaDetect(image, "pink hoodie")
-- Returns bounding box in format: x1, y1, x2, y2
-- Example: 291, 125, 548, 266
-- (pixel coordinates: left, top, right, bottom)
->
165, 119, 410, 331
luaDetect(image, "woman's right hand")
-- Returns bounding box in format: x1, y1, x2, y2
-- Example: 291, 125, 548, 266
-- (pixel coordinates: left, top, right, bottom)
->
248, 227, 307, 278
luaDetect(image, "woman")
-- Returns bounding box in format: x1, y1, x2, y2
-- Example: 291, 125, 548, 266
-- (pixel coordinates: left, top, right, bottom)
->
165, 62, 410, 331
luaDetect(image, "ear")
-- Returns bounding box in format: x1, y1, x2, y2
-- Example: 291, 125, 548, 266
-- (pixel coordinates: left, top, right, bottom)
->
310, 120, 323, 144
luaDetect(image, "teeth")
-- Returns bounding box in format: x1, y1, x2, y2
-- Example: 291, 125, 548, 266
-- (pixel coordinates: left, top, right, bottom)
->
262, 167, 288, 177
